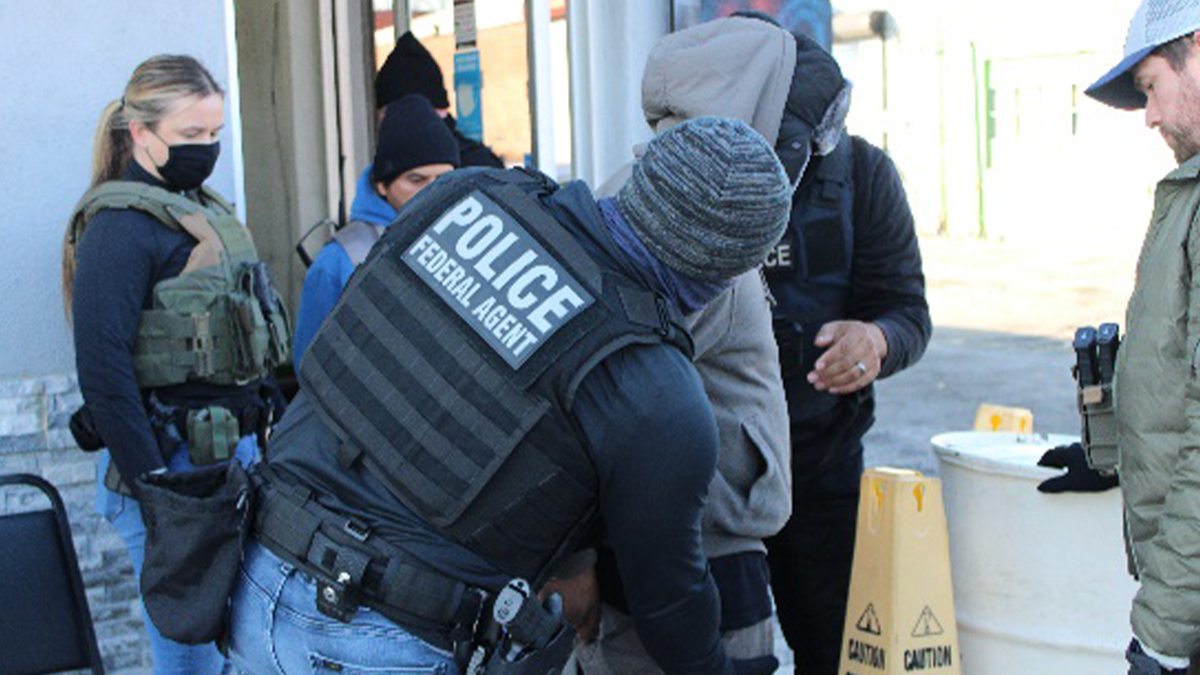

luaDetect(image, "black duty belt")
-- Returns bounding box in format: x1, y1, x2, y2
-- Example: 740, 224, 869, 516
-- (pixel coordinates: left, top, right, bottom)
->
151, 391, 270, 441
251, 467, 488, 652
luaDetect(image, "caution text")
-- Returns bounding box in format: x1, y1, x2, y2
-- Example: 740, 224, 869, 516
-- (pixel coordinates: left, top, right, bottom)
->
847, 639, 886, 670
904, 646, 953, 671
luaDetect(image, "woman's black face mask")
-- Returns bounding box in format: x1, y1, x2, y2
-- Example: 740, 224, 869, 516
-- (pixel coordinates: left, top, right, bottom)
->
151, 132, 220, 191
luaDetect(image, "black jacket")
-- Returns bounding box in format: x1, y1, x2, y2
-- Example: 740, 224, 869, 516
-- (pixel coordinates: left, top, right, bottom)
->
446, 115, 504, 169
780, 136, 931, 481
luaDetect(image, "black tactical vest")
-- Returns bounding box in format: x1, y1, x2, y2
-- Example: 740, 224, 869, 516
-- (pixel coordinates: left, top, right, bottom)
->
764, 134, 855, 416
299, 168, 691, 583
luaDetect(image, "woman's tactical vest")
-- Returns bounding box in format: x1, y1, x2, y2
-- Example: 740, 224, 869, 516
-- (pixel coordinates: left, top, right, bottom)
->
299, 167, 692, 584
764, 134, 855, 418
69, 182, 292, 388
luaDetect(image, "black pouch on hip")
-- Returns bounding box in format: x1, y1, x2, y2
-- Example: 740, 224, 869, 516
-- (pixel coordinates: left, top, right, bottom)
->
69, 406, 104, 451
134, 462, 252, 644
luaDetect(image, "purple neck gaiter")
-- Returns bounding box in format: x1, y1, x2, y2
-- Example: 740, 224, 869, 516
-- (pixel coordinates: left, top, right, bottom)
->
597, 198, 730, 315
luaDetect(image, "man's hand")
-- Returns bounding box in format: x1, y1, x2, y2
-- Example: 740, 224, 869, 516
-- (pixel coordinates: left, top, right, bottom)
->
808, 320, 889, 395
1037, 443, 1119, 493
540, 567, 601, 643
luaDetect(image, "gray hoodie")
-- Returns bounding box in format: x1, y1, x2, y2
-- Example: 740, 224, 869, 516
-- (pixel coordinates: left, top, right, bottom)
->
600, 16, 795, 558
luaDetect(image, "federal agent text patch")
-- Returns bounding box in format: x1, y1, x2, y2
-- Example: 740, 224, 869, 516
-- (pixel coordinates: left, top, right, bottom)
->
403, 190, 594, 369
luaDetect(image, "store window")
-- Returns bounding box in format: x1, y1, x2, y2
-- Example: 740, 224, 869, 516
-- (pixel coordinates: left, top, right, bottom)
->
370, 0, 572, 177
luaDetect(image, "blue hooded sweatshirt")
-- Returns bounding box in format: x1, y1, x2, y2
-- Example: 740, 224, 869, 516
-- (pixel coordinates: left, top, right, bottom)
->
293, 165, 398, 365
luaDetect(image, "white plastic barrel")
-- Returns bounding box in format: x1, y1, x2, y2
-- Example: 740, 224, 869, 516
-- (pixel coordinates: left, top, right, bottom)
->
932, 431, 1137, 674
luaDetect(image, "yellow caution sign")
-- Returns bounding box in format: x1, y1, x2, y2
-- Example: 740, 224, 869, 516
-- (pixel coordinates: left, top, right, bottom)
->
973, 404, 1033, 433
839, 468, 961, 675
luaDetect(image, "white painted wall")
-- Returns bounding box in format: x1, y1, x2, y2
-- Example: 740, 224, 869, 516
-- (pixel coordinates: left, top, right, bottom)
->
831, 0, 1163, 240
569, 0, 671, 188
0, 1, 236, 377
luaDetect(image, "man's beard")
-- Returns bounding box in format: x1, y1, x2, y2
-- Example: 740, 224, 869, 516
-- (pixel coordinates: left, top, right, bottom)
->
1162, 72, 1200, 163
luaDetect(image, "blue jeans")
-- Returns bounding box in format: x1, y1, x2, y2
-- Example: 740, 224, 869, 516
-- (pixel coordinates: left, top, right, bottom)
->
96, 436, 259, 675
227, 539, 457, 675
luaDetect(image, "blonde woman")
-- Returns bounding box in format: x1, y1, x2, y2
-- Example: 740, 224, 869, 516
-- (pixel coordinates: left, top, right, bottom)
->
63, 55, 289, 674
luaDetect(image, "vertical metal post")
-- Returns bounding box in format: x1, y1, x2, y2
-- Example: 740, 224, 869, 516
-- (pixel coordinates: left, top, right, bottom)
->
334, 0, 364, 219
881, 36, 889, 152
526, 0, 556, 174
318, 1, 342, 223
567, 0, 592, 184
222, 0, 246, 223
393, 0, 410, 36
971, 42, 987, 238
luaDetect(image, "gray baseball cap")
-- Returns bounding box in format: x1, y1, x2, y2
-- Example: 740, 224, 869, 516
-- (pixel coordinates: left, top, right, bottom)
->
1086, 0, 1200, 109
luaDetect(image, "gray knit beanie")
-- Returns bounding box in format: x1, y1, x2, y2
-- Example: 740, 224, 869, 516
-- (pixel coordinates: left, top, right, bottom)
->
616, 116, 792, 281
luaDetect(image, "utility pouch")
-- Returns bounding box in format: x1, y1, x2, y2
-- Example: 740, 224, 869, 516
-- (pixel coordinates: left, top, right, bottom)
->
187, 406, 240, 466
1078, 381, 1118, 473
135, 462, 252, 644
230, 265, 271, 379
249, 261, 292, 370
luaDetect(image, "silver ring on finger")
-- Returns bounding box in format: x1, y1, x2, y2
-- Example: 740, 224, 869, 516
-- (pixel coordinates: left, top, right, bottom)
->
854, 361, 868, 374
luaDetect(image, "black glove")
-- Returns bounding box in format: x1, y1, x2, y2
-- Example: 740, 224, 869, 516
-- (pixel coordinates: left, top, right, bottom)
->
732, 655, 779, 675
1127, 638, 1189, 675
1037, 442, 1119, 493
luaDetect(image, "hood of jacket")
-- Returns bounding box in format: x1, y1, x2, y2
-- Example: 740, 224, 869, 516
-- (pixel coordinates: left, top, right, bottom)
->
349, 164, 398, 227
641, 16, 796, 145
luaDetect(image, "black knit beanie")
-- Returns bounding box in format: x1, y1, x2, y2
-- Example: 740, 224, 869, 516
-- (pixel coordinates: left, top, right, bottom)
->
372, 94, 461, 186
375, 31, 451, 110
786, 30, 846, 137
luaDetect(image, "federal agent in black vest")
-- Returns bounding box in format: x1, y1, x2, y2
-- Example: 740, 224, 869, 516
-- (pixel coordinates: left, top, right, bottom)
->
761, 32, 933, 675
226, 117, 792, 675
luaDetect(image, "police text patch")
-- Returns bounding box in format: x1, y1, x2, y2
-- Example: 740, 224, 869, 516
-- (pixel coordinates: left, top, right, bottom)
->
403, 191, 594, 369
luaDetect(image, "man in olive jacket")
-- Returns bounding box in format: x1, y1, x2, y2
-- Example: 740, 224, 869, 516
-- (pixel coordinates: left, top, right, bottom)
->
1086, 2, 1200, 673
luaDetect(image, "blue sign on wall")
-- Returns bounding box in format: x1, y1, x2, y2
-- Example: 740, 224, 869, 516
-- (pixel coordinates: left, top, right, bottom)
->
453, 49, 484, 143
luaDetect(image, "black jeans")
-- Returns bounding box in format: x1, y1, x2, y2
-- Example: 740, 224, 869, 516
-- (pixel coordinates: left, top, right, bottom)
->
765, 400, 870, 675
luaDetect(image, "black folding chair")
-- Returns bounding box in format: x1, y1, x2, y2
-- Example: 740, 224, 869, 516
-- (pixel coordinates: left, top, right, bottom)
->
0, 473, 105, 674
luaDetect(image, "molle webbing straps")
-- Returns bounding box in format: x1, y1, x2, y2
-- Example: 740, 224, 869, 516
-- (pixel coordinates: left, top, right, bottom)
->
205, 212, 259, 267
301, 168, 691, 582
304, 253, 551, 528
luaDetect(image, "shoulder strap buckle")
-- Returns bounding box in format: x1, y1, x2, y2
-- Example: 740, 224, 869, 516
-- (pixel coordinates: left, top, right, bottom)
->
342, 518, 370, 543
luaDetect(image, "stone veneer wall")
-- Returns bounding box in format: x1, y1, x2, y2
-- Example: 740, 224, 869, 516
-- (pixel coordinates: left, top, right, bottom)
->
0, 374, 152, 674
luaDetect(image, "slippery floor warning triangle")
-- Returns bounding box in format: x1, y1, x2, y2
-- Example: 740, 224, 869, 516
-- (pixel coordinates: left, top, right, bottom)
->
911, 605, 945, 638
856, 603, 883, 636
